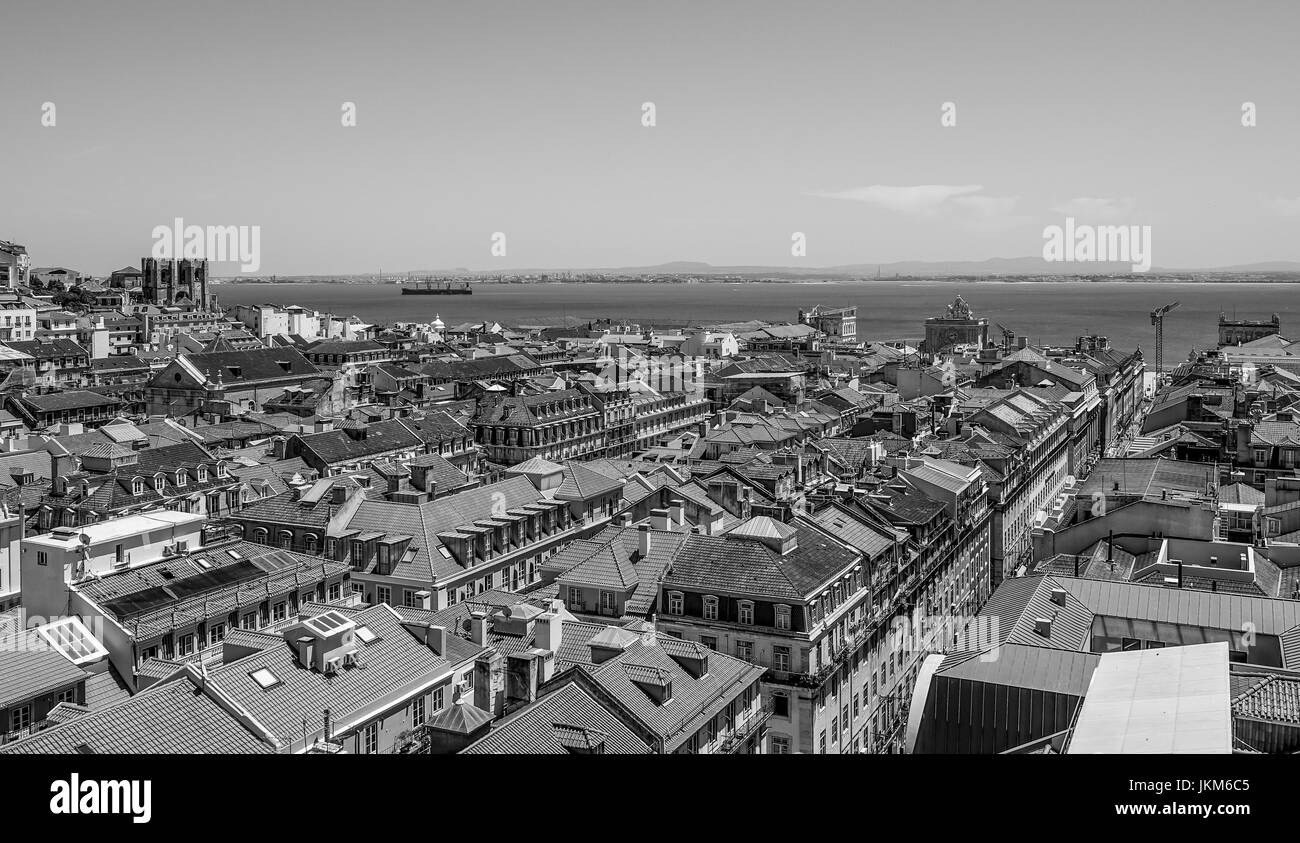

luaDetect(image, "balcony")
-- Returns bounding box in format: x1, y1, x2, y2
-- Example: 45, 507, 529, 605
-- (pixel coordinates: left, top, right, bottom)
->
716, 700, 775, 753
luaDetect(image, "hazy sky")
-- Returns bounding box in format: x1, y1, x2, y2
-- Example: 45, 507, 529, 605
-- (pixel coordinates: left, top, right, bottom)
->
3, 0, 1299, 275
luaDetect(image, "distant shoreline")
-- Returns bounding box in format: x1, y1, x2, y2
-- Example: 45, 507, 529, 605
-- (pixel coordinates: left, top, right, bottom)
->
211, 274, 1300, 285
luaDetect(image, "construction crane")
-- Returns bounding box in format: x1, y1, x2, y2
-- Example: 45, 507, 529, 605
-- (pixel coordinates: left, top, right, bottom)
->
1150, 301, 1180, 377
991, 321, 1016, 350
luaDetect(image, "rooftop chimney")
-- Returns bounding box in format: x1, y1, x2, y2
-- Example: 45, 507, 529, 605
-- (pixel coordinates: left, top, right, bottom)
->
1034, 617, 1052, 637
637, 524, 652, 558
669, 499, 685, 528
469, 611, 489, 647
534, 612, 562, 653
425, 624, 447, 656
649, 508, 672, 531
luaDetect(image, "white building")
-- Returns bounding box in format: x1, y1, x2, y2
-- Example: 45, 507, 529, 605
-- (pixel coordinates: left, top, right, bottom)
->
21, 510, 206, 621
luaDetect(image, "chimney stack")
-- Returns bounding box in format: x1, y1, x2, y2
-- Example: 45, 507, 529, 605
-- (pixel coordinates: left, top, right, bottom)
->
425, 624, 447, 656
669, 499, 685, 528
534, 611, 562, 653
469, 610, 489, 647
638, 524, 652, 558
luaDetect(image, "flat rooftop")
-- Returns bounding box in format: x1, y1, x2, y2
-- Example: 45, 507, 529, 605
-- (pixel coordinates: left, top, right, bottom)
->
26, 510, 206, 550
1068, 642, 1232, 754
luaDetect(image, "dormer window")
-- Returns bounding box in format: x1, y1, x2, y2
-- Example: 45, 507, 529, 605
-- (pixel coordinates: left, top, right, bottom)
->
132, 477, 144, 496
776, 605, 792, 631
175, 469, 187, 487
197, 465, 208, 482
153, 473, 165, 493
703, 595, 718, 622
218, 463, 228, 478
667, 591, 683, 615
738, 600, 754, 625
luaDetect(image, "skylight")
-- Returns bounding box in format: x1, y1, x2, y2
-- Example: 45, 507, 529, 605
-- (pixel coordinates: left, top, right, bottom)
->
250, 668, 281, 689
227, 549, 243, 560
355, 626, 377, 644
195, 558, 212, 569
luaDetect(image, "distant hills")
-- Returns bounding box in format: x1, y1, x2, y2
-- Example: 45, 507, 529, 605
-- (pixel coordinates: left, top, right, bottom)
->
213, 258, 1300, 282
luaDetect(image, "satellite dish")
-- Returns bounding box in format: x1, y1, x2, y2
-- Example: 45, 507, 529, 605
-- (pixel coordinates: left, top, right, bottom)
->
78, 533, 91, 546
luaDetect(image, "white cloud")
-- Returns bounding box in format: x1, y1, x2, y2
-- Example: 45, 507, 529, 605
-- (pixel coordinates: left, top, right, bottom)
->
1268, 196, 1300, 217
807, 183, 1030, 232
1049, 196, 1137, 222
807, 184, 987, 216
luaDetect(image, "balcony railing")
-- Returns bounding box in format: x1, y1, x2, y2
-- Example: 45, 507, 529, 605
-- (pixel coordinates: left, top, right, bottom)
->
716, 700, 775, 753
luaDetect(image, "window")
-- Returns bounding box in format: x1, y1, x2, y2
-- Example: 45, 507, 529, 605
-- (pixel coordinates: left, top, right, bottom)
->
771, 735, 791, 754
412, 696, 426, 727
773, 645, 791, 672
738, 600, 754, 625
175, 469, 187, 487
831, 716, 838, 740
736, 640, 753, 661
432, 687, 445, 712
56, 688, 77, 705
700, 635, 717, 651
154, 474, 165, 493
361, 722, 378, 754
250, 668, 281, 689
376, 586, 391, 605
11, 705, 32, 733
197, 465, 208, 482
178, 633, 195, 656
209, 623, 225, 643
403, 589, 421, 608
132, 478, 144, 495
818, 731, 827, 754
667, 591, 683, 615
599, 590, 616, 614
568, 586, 583, 610
775, 605, 791, 630
772, 692, 790, 718
356, 626, 377, 645
703, 595, 718, 621
272, 602, 287, 622
329, 583, 341, 601
37, 551, 48, 567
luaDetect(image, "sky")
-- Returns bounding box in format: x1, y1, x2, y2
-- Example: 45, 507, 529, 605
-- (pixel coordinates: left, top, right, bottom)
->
2, 0, 1299, 276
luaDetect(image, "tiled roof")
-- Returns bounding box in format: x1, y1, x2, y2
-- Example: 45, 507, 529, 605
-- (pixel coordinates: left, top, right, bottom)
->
561, 542, 639, 590
0, 641, 90, 709
555, 462, 625, 501
665, 520, 859, 602
171, 347, 320, 386
461, 681, 651, 754
1, 672, 278, 754
586, 636, 765, 751
208, 604, 454, 745
294, 419, 425, 466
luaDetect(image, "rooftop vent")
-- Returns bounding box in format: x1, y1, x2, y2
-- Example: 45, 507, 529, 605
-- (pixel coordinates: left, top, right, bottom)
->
1033, 617, 1052, 637
1049, 587, 1067, 605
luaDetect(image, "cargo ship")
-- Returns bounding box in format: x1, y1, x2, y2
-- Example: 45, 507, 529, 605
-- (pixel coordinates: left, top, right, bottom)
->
400, 278, 472, 295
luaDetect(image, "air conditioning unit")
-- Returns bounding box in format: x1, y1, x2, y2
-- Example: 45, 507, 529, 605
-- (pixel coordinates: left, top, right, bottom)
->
175, 540, 189, 554
324, 657, 341, 675
162, 544, 174, 557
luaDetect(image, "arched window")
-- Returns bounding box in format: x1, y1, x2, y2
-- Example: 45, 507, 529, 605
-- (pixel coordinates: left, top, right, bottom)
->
175, 469, 187, 487
278, 530, 292, 549
253, 528, 268, 545
703, 595, 719, 622
197, 464, 208, 482
153, 474, 165, 493
132, 477, 144, 496
304, 534, 318, 555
